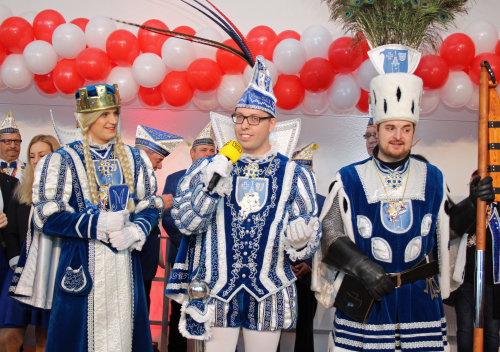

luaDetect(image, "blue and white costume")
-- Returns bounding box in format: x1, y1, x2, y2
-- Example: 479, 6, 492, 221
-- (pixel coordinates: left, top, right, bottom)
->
10, 139, 162, 352
166, 146, 321, 339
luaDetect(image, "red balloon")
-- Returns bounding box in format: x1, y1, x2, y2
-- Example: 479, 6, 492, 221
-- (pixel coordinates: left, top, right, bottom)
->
139, 85, 164, 107
187, 58, 222, 92
173, 26, 195, 36
53, 59, 85, 95
496, 40, 500, 57
216, 39, 247, 74
274, 75, 305, 110
300, 58, 335, 92
246, 25, 277, 61
414, 55, 450, 89
138, 19, 168, 55
356, 89, 369, 113
33, 9, 65, 43
440, 33, 475, 70
161, 71, 193, 107
34, 72, 58, 94
277, 30, 300, 42
0, 17, 34, 53
106, 30, 140, 66
76, 48, 111, 81
354, 32, 370, 61
0, 43, 7, 66
328, 36, 364, 73
71, 18, 89, 32
468, 53, 500, 85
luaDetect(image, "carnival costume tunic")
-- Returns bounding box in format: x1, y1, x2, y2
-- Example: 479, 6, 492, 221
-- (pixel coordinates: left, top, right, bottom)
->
10, 140, 163, 352
166, 149, 321, 339
314, 156, 455, 352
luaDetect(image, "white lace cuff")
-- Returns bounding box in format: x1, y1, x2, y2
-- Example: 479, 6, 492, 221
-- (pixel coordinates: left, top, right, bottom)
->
96, 213, 109, 242
130, 223, 146, 251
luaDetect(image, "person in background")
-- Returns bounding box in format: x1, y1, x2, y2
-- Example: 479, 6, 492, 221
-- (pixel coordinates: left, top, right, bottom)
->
450, 170, 499, 352
0, 112, 25, 180
290, 142, 324, 352
0, 134, 60, 352
9, 84, 163, 352
364, 117, 378, 156
135, 125, 184, 310
161, 122, 216, 352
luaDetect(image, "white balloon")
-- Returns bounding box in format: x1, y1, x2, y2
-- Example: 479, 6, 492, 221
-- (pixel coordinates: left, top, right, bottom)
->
1, 54, 33, 89
107, 66, 139, 102
85, 16, 116, 51
355, 59, 379, 91
23, 40, 58, 75
193, 90, 219, 111
273, 39, 306, 75
0, 4, 12, 26
244, 58, 278, 87
300, 25, 332, 60
217, 74, 245, 111
440, 71, 473, 109
301, 91, 329, 115
53, 23, 86, 59
132, 53, 167, 88
465, 85, 480, 111
194, 27, 223, 60
464, 20, 498, 54
20, 11, 36, 25
161, 37, 196, 71
420, 89, 441, 115
328, 74, 360, 112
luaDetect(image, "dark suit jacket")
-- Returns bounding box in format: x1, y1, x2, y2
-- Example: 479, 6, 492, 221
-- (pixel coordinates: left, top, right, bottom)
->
161, 169, 186, 264
0, 172, 19, 253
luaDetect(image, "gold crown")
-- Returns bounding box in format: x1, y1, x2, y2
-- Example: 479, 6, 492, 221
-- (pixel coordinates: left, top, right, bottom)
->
76, 84, 121, 113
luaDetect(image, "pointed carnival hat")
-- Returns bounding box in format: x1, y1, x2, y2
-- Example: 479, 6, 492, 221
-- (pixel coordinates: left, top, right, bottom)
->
235, 55, 277, 117
367, 117, 374, 127
292, 143, 318, 168
324, 0, 468, 125
192, 122, 215, 149
135, 125, 184, 158
0, 111, 20, 135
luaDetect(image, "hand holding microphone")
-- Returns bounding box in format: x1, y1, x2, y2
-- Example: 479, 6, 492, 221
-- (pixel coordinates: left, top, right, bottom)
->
205, 140, 242, 195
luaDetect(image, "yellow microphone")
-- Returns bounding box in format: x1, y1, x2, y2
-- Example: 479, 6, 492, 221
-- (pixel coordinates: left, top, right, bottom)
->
207, 140, 242, 192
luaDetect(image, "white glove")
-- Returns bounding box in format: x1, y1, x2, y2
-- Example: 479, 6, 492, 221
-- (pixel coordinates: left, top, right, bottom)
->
287, 218, 319, 249
108, 223, 144, 251
96, 210, 130, 241
202, 154, 234, 196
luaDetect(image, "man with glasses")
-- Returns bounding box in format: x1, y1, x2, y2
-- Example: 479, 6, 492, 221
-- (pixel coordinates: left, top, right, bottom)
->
166, 56, 321, 352
0, 112, 24, 180
363, 117, 378, 156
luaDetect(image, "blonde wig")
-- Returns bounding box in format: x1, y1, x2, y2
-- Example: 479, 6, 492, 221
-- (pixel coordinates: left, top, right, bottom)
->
15, 135, 60, 205
76, 110, 135, 211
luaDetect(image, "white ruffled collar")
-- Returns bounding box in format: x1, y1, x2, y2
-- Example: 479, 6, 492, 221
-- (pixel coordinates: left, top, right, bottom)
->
87, 135, 116, 151
240, 141, 278, 163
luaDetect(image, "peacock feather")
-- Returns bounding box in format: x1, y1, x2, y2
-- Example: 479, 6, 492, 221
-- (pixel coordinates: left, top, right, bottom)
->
324, 0, 469, 50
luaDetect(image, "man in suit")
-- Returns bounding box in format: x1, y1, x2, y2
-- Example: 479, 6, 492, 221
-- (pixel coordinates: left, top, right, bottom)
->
161, 122, 216, 352
0, 112, 25, 180
134, 125, 184, 310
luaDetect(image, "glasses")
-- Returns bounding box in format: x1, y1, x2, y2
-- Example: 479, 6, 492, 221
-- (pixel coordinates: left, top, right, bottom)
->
0, 139, 22, 145
232, 113, 273, 125
363, 132, 377, 140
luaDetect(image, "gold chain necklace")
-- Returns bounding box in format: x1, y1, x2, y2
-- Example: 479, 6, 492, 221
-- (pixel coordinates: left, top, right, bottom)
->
374, 158, 411, 224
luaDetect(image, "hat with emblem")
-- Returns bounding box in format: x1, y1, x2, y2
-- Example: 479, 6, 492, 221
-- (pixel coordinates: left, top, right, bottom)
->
292, 143, 318, 168
135, 125, 184, 158
192, 122, 215, 149
0, 111, 20, 135
236, 55, 277, 117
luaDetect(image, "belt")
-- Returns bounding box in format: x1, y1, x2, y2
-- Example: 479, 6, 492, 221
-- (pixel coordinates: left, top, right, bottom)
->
389, 259, 439, 288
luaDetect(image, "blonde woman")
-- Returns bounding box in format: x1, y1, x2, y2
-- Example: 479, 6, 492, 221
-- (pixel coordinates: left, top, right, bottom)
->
0, 134, 59, 352
10, 84, 163, 352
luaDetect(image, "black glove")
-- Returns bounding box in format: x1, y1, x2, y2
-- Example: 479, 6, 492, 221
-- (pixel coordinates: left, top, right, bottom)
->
323, 237, 395, 300
469, 175, 495, 203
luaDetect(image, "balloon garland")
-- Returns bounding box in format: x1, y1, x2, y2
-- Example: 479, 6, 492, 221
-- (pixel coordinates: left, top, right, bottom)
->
0, 6, 499, 115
